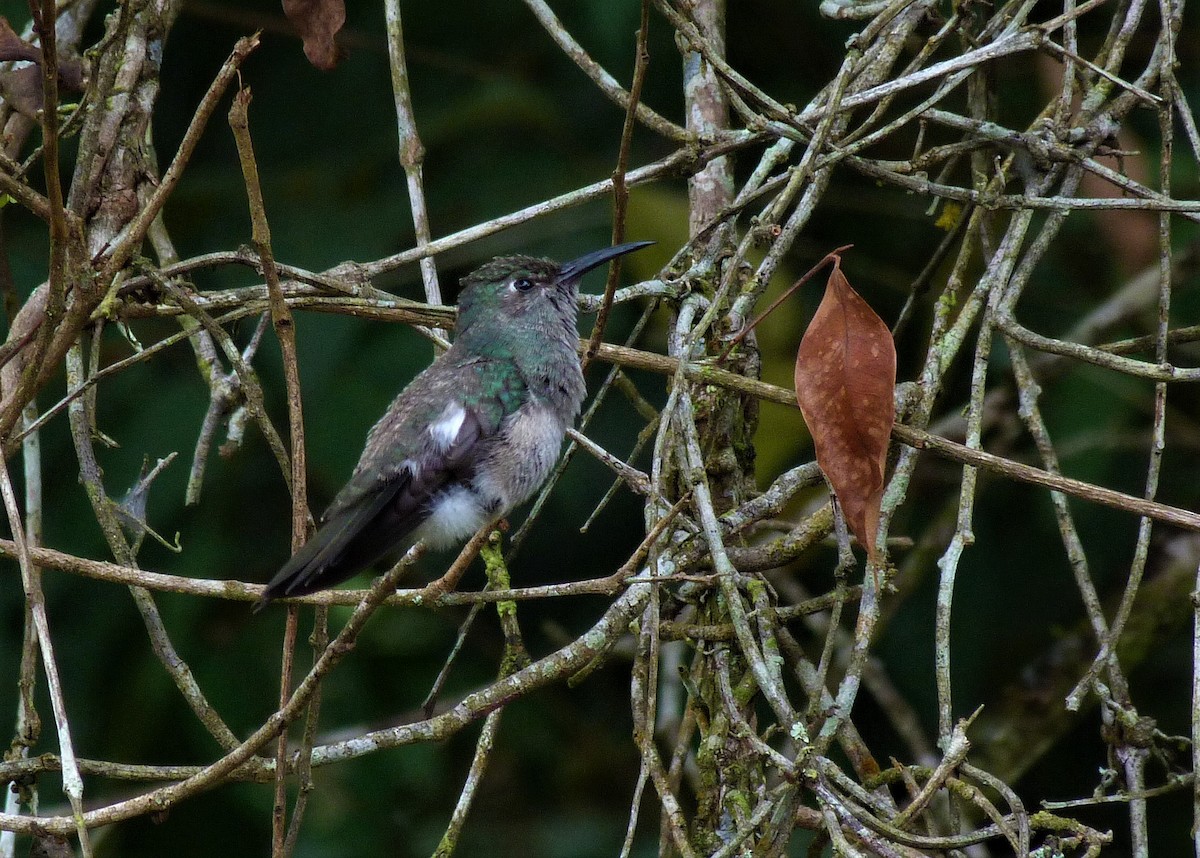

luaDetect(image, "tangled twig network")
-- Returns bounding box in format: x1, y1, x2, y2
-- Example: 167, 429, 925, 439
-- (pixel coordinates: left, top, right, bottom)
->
0, 0, 1197, 855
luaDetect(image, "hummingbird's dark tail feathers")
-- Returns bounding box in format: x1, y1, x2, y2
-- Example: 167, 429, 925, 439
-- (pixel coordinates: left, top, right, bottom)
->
253, 480, 406, 611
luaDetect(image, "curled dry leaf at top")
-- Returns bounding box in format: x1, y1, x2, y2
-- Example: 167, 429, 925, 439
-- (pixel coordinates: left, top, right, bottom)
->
0, 16, 87, 117
281, 0, 346, 70
0, 18, 40, 64
794, 254, 896, 562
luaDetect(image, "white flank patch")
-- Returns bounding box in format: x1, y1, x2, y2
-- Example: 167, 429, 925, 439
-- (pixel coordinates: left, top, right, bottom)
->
428, 401, 466, 450
417, 487, 487, 548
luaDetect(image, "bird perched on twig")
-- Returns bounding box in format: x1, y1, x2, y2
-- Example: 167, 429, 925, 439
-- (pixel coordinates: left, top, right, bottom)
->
255, 240, 653, 610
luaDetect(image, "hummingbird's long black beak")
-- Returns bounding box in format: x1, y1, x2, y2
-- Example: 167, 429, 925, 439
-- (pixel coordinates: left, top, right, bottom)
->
555, 240, 655, 284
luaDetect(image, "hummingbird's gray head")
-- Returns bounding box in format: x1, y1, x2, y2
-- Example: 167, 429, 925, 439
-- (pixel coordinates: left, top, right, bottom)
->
455, 241, 654, 338
455, 256, 573, 339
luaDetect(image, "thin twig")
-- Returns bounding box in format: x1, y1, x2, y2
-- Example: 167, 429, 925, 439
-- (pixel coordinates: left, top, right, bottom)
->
0, 456, 92, 856
522, 0, 687, 141
582, 0, 649, 371
228, 83, 314, 858
385, 0, 440, 306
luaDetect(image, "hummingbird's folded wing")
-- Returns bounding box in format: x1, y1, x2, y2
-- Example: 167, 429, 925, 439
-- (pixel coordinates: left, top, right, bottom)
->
254, 407, 486, 608
255, 358, 522, 609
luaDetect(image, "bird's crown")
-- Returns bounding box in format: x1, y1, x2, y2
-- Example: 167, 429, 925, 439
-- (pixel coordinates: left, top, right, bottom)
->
460, 255, 560, 290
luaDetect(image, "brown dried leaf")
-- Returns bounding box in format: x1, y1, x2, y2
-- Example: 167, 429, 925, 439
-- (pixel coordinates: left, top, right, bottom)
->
281, 0, 346, 70
794, 254, 896, 562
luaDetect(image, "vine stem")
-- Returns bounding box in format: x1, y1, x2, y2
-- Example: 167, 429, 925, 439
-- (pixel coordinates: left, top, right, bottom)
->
0, 457, 92, 856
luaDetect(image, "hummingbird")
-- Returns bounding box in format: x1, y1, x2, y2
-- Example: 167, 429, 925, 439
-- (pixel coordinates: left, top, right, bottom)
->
255, 240, 653, 609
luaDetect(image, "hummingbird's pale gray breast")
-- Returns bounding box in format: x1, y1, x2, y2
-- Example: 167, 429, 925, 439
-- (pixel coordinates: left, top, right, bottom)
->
416, 397, 568, 548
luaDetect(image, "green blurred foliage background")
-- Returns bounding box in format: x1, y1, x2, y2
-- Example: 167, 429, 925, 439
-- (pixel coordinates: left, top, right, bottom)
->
0, 0, 1197, 854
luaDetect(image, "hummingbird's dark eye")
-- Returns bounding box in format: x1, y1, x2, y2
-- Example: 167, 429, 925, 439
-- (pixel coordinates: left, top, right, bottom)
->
512, 277, 534, 292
